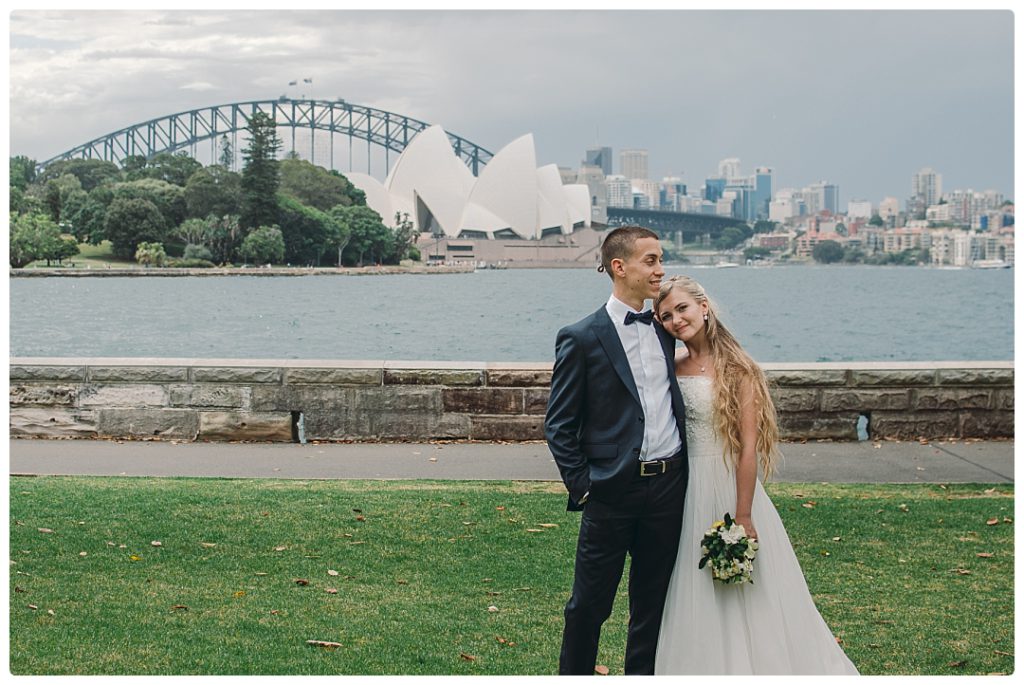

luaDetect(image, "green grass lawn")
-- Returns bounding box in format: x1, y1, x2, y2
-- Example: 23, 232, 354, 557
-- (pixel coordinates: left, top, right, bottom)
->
8, 478, 1014, 675
22, 240, 138, 270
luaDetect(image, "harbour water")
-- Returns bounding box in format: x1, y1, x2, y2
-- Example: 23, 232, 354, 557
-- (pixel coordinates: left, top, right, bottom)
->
9, 265, 1014, 363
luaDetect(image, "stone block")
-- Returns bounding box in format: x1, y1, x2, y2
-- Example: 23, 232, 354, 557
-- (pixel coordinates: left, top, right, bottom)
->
996, 389, 1014, 410
820, 389, 910, 412
486, 369, 553, 387
192, 367, 281, 384
88, 366, 189, 383
771, 389, 818, 413
850, 369, 936, 386
78, 384, 168, 408
443, 388, 524, 414
10, 384, 78, 407
524, 388, 551, 415
765, 370, 848, 386
937, 369, 1014, 386
284, 368, 383, 385
912, 388, 993, 411
960, 411, 1014, 438
96, 408, 199, 439
9, 408, 97, 438
868, 411, 960, 440
469, 415, 545, 441
169, 385, 251, 409
198, 411, 292, 442
10, 365, 86, 382
384, 369, 484, 386
778, 413, 859, 440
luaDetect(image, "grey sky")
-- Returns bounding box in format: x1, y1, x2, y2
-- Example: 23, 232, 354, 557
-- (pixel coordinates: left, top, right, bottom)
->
8, 9, 1015, 204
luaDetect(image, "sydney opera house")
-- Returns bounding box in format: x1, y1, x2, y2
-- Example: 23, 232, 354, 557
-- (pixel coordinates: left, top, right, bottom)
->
346, 126, 603, 265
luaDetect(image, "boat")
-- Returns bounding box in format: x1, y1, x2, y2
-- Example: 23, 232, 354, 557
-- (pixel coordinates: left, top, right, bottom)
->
715, 261, 739, 268
971, 260, 1011, 269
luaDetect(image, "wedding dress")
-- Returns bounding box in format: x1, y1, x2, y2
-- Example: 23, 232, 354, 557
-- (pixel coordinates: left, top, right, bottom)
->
655, 375, 859, 675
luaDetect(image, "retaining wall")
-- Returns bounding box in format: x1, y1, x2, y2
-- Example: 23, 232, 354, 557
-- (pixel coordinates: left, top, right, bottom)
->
9, 359, 1014, 442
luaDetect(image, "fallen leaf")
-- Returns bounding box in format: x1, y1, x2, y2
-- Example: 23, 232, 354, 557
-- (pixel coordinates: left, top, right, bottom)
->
898, 504, 909, 512
526, 528, 543, 533
820, 550, 831, 556
984, 488, 997, 494
352, 509, 362, 513
270, 610, 280, 615
954, 569, 972, 575
977, 553, 994, 558
200, 542, 217, 548
1003, 517, 1013, 523
496, 506, 505, 511
307, 640, 342, 649
37, 528, 53, 534
355, 515, 366, 522
802, 502, 816, 509
233, 591, 246, 598
343, 533, 353, 538
994, 650, 1013, 657
47, 609, 55, 616
254, 572, 268, 576
261, 512, 270, 517
987, 518, 999, 526
948, 660, 967, 668
14, 586, 25, 593
460, 653, 476, 662
325, 588, 338, 594
274, 546, 288, 551
595, 665, 610, 675
538, 523, 559, 528
396, 579, 408, 585
429, 457, 438, 462
349, 541, 365, 545
487, 605, 499, 612
171, 605, 188, 611
27, 604, 38, 610
832, 537, 842, 542
79, 552, 88, 557
294, 579, 310, 586
873, 443, 881, 449
487, 591, 502, 596
129, 555, 142, 561
327, 570, 339, 576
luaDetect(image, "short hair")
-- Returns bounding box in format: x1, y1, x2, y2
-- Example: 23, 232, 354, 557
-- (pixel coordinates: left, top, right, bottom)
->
599, 226, 660, 280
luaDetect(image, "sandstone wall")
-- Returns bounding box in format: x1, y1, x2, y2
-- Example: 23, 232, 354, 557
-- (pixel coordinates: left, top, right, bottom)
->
9, 359, 1013, 442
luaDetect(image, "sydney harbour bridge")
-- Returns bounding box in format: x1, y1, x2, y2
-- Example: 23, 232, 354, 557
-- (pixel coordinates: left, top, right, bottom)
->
37, 97, 741, 242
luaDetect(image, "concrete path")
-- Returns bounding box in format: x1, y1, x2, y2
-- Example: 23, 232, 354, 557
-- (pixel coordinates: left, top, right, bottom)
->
8, 438, 1014, 484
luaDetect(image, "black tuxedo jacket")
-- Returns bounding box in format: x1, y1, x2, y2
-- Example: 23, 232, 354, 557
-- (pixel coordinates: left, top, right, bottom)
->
544, 305, 688, 511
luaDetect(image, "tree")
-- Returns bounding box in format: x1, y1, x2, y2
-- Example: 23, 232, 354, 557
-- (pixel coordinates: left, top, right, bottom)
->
835, 222, 848, 237
124, 152, 202, 187
43, 174, 83, 223
869, 213, 884, 227
715, 225, 748, 250
752, 220, 777, 234
184, 165, 242, 219
10, 156, 37, 190
240, 112, 283, 230
239, 225, 286, 264
104, 197, 167, 259
276, 195, 334, 265
743, 246, 771, 261
812, 239, 845, 264
385, 211, 419, 263
340, 205, 391, 266
9, 212, 62, 268
135, 241, 167, 267
36, 158, 120, 192
54, 236, 80, 264
326, 205, 353, 267
112, 178, 186, 230
174, 217, 214, 248
204, 214, 244, 264
279, 157, 357, 211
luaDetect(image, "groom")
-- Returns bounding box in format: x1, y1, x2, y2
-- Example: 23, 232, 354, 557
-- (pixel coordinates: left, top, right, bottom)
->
545, 225, 689, 675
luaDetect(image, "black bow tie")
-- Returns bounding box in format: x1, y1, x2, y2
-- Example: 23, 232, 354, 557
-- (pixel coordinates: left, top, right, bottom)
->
624, 310, 655, 326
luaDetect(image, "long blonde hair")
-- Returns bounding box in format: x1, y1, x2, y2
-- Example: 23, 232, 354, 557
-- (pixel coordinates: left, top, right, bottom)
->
655, 275, 781, 478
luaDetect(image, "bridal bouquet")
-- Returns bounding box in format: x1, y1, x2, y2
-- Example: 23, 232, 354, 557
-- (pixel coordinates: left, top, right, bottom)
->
698, 513, 758, 585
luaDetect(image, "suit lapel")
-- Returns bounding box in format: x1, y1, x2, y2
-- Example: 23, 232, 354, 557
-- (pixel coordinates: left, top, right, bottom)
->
592, 307, 642, 407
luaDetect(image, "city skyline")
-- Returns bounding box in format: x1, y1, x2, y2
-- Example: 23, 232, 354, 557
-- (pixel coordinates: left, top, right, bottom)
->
8, 9, 1015, 203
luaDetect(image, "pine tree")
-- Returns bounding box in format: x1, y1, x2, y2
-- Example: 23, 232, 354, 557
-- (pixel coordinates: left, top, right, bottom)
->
240, 113, 282, 230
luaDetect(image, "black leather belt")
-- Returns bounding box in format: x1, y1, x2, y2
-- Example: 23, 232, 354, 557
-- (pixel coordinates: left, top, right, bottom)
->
637, 453, 685, 477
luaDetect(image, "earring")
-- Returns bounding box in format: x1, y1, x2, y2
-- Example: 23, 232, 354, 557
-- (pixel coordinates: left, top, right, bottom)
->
703, 313, 709, 321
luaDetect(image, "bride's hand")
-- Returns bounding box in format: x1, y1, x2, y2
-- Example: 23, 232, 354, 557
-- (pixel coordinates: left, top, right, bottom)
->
736, 515, 758, 542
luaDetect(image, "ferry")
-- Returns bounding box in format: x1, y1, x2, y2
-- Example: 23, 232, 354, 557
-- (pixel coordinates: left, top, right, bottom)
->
971, 260, 1011, 269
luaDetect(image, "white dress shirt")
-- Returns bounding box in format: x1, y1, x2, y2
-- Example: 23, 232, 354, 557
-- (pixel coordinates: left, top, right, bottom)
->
605, 295, 683, 461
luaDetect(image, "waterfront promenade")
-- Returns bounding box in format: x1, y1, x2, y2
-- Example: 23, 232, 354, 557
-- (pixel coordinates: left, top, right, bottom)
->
9, 438, 1013, 484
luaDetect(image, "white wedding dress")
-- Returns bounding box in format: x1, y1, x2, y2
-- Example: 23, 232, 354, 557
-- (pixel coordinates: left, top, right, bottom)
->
655, 376, 859, 675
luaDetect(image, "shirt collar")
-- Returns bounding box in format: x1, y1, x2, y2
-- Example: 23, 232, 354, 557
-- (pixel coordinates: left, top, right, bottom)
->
606, 294, 651, 322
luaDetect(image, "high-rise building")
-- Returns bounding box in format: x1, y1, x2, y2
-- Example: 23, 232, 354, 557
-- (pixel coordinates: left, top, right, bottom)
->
659, 177, 687, 210
575, 164, 608, 224
912, 167, 942, 208
584, 147, 613, 176
752, 167, 773, 220
806, 181, 839, 215
620, 149, 649, 181
847, 199, 873, 219
718, 158, 741, 181
704, 177, 727, 203
606, 174, 633, 208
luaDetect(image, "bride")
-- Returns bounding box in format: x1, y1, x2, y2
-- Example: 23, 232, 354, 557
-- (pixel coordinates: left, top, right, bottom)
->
652, 275, 859, 675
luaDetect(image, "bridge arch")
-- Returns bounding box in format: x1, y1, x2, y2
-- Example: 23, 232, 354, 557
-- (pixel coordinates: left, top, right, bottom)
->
35, 98, 494, 176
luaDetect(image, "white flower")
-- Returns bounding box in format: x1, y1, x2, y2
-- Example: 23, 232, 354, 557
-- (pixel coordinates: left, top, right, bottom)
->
720, 524, 746, 545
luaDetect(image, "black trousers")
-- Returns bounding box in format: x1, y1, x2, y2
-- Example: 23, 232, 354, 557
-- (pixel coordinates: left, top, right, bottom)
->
558, 464, 687, 675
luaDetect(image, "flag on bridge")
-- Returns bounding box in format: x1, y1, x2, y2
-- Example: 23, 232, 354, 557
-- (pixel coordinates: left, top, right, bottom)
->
303, 78, 312, 84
